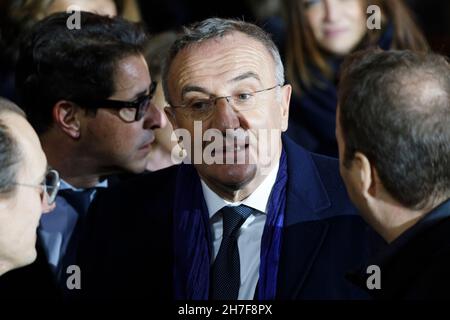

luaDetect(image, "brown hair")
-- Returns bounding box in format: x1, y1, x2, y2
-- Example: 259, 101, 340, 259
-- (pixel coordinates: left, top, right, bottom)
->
283, 0, 429, 93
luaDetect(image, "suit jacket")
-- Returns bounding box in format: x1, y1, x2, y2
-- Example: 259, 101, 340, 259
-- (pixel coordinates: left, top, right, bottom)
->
79, 135, 381, 299
0, 239, 61, 300
347, 199, 450, 299
78, 168, 175, 300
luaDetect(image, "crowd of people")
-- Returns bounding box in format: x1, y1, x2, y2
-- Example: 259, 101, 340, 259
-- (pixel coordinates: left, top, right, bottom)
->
0, 0, 449, 302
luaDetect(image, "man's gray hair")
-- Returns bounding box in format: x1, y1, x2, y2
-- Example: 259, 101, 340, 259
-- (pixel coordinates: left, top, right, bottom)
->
162, 17, 285, 102
0, 98, 25, 196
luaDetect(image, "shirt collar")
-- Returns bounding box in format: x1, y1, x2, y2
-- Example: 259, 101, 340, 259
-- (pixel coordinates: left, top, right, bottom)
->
201, 161, 280, 219
59, 178, 108, 191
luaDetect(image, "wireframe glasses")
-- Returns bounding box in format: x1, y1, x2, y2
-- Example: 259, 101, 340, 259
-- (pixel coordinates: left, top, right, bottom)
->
14, 169, 60, 206
170, 84, 281, 120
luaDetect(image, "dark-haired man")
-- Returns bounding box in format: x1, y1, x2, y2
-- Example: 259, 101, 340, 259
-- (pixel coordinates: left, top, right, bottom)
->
337, 49, 450, 299
13, 11, 164, 293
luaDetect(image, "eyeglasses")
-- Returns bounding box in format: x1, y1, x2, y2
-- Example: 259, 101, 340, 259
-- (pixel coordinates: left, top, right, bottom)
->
74, 81, 158, 122
14, 169, 61, 206
170, 84, 281, 120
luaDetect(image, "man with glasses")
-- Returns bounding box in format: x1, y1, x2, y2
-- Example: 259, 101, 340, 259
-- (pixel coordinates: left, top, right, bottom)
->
0, 97, 59, 292
82, 18, 380, 300
14, 12, 164, 295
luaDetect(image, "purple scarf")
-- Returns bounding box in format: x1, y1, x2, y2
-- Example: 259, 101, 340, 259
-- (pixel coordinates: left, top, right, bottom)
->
174, 149, 287, 300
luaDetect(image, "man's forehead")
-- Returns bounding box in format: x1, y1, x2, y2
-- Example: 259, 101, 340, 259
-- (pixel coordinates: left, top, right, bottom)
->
111, 54, 151, 98
169, 33, 274, 85
3, 113, 46, 176
178, 32, 269, 59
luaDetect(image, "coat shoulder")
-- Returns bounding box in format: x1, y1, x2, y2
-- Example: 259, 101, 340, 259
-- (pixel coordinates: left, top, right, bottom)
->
310, 152, 358, 216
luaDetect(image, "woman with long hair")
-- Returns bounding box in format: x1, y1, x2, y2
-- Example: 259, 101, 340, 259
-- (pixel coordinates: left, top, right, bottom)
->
283, 0, 428, 157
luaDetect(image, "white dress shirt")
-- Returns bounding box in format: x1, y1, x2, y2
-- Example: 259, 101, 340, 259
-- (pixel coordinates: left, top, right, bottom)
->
201, 162, 279, 300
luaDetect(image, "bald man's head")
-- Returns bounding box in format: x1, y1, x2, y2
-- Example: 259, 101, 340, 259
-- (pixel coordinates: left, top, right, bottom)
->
338, 49, 450, 210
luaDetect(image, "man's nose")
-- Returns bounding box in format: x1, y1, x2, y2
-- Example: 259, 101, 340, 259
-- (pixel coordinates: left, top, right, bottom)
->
210, 97, 241, 131
143, 101, 166, 130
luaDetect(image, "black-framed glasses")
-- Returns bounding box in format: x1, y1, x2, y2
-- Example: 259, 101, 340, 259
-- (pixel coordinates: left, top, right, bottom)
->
14, 169, 60, 206
170, 84, 281, 120
74, 81, 158, 122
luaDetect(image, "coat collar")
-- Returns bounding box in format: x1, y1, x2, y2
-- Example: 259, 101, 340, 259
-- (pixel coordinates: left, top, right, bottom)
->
276, 135, 332, 298
283, 134, 331, 226
348, 199, 450, 299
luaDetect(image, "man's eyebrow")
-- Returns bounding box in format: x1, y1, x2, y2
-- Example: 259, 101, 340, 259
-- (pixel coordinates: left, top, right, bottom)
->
179, 72, 261, 99
131, 88, 149, 100
181, 85, 209, 99
229, 72, 261, 83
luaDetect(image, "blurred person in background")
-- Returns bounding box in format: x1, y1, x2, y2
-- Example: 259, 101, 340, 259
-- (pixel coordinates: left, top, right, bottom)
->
143, 30, 183, 171
283, 0, 428, 157
46, 0, 117, 16
0, 0, 142, 101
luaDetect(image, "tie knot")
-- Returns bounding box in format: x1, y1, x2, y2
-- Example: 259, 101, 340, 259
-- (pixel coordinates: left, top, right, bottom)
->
221, 205, 253, 238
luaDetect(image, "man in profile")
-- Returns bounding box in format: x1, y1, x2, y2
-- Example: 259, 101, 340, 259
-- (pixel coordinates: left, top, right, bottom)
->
337, 49, 450, 298
13, 11, 164, 295
0, 98, 60, 296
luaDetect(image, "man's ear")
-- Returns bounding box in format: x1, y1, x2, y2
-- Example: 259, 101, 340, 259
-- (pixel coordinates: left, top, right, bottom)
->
280, 84, 291, 132
53, 101, 82, 139
164, 106, 178, 130
353, 152, 377, 199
